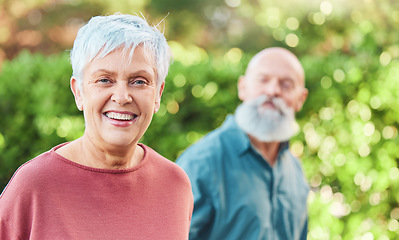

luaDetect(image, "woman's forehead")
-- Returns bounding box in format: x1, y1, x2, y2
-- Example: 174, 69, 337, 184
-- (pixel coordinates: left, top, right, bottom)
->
84, 47, 156, 77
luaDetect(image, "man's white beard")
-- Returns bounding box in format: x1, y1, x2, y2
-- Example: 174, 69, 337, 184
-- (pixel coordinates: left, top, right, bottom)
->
235, 95, 299, 142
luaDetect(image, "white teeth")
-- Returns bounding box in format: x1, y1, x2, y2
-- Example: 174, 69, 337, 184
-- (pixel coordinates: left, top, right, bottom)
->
105, 112, 135, 121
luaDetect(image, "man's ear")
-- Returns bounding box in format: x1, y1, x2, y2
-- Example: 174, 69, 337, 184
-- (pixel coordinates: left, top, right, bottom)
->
295, 88, 308, 112
154, 81, 165, 113
237, 75, 247, 101
70, 77, 84, 111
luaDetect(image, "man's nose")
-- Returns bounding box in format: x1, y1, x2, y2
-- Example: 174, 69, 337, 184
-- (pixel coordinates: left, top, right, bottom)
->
263, 78, 281, 97
111, 83, 132, 105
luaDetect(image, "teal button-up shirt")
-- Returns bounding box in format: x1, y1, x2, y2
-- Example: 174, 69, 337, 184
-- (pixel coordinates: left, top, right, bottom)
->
177, 115, 309, 240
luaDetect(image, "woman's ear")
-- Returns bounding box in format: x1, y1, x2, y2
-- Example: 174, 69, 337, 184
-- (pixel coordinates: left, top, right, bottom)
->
154, 81, 165, 113
70, 77, 84, 111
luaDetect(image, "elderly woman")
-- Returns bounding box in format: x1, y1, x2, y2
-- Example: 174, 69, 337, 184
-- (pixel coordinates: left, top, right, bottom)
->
0, 14, 193, 239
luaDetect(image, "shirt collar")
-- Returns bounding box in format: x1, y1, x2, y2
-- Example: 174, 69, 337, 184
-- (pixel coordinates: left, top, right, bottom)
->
220, 115, 252, 156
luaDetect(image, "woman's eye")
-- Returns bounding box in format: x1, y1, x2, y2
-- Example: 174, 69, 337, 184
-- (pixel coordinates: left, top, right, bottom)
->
132, 79, 147, 85
98, 78, 111, 83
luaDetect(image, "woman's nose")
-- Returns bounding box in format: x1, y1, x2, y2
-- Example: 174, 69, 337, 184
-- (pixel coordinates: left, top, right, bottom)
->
111, 83, 132, 105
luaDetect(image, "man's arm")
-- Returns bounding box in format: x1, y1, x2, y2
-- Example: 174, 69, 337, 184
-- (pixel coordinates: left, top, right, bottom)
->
177, 153, 216, 240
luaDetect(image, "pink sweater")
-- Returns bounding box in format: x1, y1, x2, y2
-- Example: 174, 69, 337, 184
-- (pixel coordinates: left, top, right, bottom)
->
0, 143, 193, 240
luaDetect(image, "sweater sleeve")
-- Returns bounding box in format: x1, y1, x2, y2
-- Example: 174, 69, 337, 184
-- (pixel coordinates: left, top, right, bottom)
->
0, 218, 22, 240
0, 167, 34, 240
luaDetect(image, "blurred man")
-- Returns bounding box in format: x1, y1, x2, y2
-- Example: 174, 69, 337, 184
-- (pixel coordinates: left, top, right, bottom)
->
177, 47, 309, 240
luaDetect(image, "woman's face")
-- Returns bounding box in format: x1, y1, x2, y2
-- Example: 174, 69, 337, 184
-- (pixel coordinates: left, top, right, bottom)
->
71, 46, 163, 150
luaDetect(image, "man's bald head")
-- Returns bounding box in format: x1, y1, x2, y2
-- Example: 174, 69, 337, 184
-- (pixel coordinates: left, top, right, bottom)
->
245, 47, 305, 86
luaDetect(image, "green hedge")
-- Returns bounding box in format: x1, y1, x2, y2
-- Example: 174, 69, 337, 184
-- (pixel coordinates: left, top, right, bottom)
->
0, 51, 80, 187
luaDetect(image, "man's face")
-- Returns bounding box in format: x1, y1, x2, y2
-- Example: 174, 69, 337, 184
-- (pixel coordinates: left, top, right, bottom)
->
238, 50, 307, 113
71, 46, 164, 149
235, 49, 308, 142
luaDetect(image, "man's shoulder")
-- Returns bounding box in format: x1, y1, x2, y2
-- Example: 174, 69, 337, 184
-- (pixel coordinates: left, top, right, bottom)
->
176, 115, 247, 174
282, 149, 306, 171
279, 149, 309, 190
182, 117, 240, 154
175, 126, 244, 180
177, 127, 228, 161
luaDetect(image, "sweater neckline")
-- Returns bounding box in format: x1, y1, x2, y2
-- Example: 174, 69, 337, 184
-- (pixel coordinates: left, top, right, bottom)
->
50, 142, 148, 174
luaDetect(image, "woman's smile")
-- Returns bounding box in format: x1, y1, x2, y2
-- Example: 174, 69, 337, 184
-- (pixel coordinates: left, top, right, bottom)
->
104, 111, 137, 121
103, 111, 138, 127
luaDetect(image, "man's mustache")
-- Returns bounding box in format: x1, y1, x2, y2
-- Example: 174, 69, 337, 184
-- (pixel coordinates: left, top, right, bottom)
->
248, 95, 288, 114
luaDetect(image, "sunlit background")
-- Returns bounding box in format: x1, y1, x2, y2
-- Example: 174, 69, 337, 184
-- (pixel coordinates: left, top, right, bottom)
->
0, 0, 398, 239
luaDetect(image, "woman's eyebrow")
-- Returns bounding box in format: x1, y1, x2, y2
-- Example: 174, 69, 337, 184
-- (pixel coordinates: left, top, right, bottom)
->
90, 69, 117, 77
127, 70, 156, 83
128, 69, 153, 77
88, 68, 156, 82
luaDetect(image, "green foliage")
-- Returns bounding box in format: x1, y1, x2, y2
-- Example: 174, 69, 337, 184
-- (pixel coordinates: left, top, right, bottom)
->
1, 0, 399, 239
0, 51, 83, 189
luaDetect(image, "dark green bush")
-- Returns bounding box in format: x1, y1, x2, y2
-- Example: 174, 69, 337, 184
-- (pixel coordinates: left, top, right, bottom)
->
0, 51, 81, 188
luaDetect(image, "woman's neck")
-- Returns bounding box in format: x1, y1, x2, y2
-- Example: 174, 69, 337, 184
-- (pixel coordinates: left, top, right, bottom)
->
55, 137, 144, 169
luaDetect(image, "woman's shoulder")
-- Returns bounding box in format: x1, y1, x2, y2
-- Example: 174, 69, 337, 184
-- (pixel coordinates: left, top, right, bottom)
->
9, 150, 53, 179
0, 145, 66, 198
140, 144, 191, 183
1, 150, 57, 201
140, 144, 171, 165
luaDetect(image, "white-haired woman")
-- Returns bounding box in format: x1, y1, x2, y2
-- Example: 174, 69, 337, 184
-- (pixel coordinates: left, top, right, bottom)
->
0, 13, 193, 240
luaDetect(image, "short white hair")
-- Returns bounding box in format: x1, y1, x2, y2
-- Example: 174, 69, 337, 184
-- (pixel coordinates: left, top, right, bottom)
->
70, 13, 172, 89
